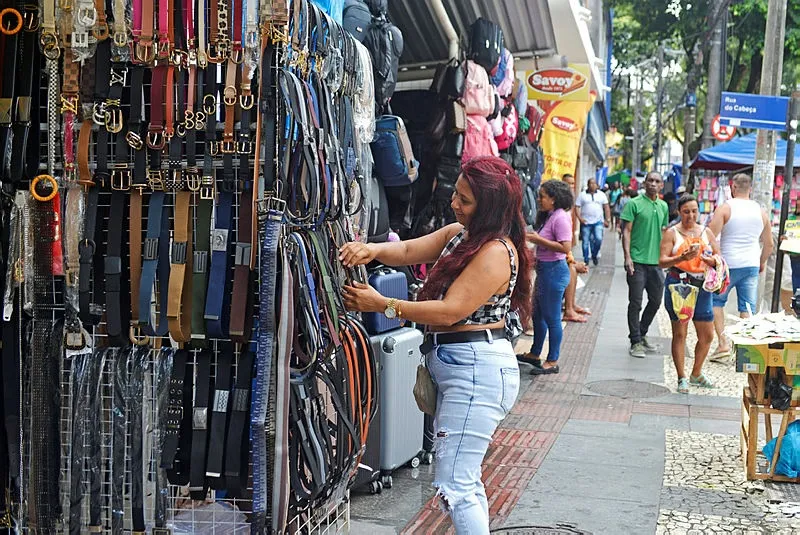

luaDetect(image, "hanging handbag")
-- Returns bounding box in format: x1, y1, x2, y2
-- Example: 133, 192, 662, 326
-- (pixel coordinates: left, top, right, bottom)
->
442, 58, 467, 100
448, 101, 466, 133
413, 362, 437, 416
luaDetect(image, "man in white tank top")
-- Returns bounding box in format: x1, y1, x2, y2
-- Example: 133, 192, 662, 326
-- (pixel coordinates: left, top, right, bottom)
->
707, 173, 773, 361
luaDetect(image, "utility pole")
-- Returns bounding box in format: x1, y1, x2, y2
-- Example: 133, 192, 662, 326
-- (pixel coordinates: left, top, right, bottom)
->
655, 43, 665, 170
755, 0, 789, 310
682, 96, 696, 180
701, 0, 725, 149
772, 93, 800, 311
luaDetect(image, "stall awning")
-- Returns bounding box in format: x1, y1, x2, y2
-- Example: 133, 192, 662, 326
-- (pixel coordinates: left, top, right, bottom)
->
691, 132, 800, 171
388, 0, 557, 68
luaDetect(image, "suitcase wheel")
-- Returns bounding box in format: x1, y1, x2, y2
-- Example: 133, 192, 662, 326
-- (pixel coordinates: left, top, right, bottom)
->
422, 452, 434, 465
381, 474, 393, 489
410, 456, 421, 469
369, 480, 383, 494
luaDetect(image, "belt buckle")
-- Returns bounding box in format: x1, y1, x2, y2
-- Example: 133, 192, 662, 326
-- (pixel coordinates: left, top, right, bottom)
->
129, 325, 150, 346
148, 170, 165, 191
152, 529, 171, 535
126, 131, 144, 150
64, 329, 86, 350
104, 107, 124, 133
111, 168, 131, 191
146, 128, 165, 150
200, 176, 215, 200
237, 140, 252, 155
239, 94, 255, 110
220, 140, 236, 154
185, 168, 201, 191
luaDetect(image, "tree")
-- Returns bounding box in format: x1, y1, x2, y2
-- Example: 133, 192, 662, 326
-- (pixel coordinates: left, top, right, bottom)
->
609, 0, 800, 165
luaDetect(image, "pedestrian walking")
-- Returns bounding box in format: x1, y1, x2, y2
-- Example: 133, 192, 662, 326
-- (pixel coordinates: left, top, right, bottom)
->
340, 156, 533, 535
561, 173, 591, 322
659, 194, 719, 393
621, 172, 669, 358
609, 182, 622, 231
707, 173, 773, 361
518, 180, 574, 375
576, 178, 611, 265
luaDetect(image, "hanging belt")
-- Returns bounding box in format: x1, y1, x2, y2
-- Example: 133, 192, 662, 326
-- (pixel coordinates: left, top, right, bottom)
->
250, 203, 282, 534
0, 1, 18, 184
167, 188, 194, 342
273, 245, 293, 534
138, 189, 171, 337
161, 348, 186, 472
205, 345, 232, 485
128, 346, 147, 535
87, 348, 105, 532
106, 116, 131, 345
189, 349, 212, 499
223, 347, 253, 496
204, 176, 234, 338
67, 338, 94, 535
166, 349, 193, 486
153, 348, 173, 535
8, 8, 39, 184
111, 348, 128, 534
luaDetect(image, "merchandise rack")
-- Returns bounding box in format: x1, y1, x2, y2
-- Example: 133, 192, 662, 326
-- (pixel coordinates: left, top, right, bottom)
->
10, 54, 355, 533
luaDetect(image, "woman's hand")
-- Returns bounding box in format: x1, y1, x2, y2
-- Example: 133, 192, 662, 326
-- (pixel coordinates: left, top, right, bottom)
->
526, 231, 540, 245
680, 247, 699, 261
339, 242, 377, 268
342, 282, 386, 313
701, 253, 717, 268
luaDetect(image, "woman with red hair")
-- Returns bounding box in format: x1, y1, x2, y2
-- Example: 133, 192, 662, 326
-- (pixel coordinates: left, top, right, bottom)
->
340, 156, 533, 534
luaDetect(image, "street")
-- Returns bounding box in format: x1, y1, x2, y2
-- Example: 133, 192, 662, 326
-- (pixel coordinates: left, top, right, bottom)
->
349, 234, 800, 535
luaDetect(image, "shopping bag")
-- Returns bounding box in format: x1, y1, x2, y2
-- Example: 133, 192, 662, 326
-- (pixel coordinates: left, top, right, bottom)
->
669, 282, 699, 324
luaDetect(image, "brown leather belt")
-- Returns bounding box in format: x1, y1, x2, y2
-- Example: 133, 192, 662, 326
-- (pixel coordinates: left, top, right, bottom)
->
168, 191, 194, 342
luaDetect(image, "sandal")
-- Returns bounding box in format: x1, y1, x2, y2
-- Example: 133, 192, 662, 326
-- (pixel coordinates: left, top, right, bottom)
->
690, 373, 715, 388
677, 377, 689, 394
708, 349, 731, 363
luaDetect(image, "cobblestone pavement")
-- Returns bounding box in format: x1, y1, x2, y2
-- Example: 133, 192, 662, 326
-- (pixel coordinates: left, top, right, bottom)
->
657, 430, 800, 534
656, 308, 746, 397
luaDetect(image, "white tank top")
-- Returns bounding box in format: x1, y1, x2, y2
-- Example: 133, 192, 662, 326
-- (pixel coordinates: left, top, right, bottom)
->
719, 198, 764, 269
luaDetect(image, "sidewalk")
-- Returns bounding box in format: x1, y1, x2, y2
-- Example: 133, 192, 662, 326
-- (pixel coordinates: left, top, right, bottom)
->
349, 233, 800, 535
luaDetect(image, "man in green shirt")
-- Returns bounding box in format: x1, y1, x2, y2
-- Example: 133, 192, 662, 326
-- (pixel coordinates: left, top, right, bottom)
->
621, 172, 670, 358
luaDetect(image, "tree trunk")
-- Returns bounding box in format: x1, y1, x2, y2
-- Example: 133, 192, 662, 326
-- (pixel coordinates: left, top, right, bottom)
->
745, 51, 763, 94
701, 0, 725, 149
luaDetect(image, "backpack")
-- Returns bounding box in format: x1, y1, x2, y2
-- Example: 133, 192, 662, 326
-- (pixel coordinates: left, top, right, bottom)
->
461, 60, 493, 116
495, 49, 515, 97
362, 13, 403, 109
343, 0, 371, 42
494, 104, 518, 151
370, 115, 419, 187
469, 18, 504, 72
521, 180, 537, 226
462, 115, 498, 165
367, 174, 390, 243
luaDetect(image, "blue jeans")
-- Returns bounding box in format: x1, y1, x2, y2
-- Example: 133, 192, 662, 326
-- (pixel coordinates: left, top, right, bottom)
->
427, 338, 519, 535
711, 266, 759, 313
532, 259, 571, 362
581, 221, 604, 262
791, 255, 800, 293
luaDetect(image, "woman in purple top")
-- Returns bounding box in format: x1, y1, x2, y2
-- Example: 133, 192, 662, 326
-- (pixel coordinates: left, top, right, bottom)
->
518, 179, 574, 374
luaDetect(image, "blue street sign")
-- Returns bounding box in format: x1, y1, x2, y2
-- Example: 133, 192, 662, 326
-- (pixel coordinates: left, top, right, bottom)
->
686, 92, 697, 108
718, 91, 790, 131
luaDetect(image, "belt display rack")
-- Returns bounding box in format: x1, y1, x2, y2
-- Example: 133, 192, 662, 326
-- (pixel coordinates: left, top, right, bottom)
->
0, 0, 380, 532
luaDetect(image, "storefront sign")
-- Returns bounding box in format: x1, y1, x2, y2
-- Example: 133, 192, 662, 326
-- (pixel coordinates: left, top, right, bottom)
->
538, 93, 596, 182
525, 64, 591, 102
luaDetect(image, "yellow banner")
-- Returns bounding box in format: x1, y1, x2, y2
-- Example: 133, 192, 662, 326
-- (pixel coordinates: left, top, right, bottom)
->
526, 64, 591, 102
539, 94, 596, 182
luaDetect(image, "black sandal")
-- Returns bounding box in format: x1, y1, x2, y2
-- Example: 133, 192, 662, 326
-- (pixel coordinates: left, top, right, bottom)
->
516, 353, 543, 368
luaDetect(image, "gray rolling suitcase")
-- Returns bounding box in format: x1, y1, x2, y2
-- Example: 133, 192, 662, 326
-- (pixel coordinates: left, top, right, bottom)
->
370, 326, 425, 488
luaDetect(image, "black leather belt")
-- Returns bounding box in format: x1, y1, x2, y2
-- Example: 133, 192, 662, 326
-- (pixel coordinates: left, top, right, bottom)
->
420, 328, 508, 354
189, 350, 212, 499
206, 346, 232, 486
223, 348, 253, 496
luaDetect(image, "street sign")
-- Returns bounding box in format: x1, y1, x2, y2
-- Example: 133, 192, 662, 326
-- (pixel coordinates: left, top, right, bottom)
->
718, 91, 790, 131
711, 114, 736, 141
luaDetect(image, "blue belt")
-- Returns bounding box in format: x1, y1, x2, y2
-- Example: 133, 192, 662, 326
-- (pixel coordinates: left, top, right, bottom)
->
250, 206, 282, 534
204, 189, 234, 339
138, 191, 171, 336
